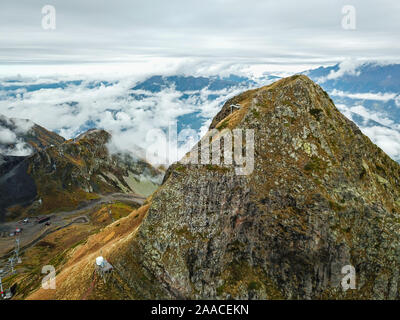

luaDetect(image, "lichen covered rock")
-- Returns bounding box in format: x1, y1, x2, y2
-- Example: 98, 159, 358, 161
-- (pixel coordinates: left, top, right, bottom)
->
115, 75, 400, 299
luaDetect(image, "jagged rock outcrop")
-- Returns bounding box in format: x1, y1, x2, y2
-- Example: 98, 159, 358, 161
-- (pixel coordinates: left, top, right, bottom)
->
0, 127, 164, 220
29, 75, 400, 300
0, 114, 65, 154
113, 75, 400, 299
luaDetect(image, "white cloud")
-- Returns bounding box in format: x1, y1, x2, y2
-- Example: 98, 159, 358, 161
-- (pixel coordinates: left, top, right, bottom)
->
395, 96, 400, 107
336, 103, 395, 127
362, 126, 400, 161
336, 103, 400, 161
0, 126, 17, 144
318, 59, 363, 82
0, 142, 33, 156
330, 89, 397, 102
0, 125, 33, 156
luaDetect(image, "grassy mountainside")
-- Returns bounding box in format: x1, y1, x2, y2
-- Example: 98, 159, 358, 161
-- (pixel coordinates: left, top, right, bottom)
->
3, 201, 139, 299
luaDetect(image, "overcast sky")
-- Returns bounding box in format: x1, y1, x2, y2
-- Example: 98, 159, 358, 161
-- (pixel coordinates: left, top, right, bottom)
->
0, 0, 399, 76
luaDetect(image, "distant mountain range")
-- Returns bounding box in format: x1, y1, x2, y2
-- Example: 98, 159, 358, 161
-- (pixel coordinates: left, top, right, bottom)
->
129, 74, 264, 133
1, 62, 399, 161
132, 74, 258, 92
304, 63, 400, 125
304, 63, 400, 93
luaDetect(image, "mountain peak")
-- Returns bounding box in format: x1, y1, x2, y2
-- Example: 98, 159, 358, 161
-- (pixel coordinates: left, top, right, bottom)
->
29, 76, 400, 300
75, 128, 111, 144
211, 74, 337, 130
0, 114, 65, 155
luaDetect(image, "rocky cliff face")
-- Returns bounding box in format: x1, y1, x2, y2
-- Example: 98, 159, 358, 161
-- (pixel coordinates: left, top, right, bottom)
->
118, 75, 400, 299
29, 75, 400, 300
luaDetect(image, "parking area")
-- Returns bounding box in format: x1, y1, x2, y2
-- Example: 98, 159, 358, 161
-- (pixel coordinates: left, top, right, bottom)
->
0, 213, 89, 258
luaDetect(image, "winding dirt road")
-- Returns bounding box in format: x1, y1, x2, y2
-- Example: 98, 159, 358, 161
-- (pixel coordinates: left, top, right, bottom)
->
0, 193, 145, 260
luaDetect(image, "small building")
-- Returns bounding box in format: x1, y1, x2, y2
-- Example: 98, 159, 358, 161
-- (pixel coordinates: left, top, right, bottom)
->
230, 104, 241, 113
38, 216, 50, 224
95, 256, 113, 283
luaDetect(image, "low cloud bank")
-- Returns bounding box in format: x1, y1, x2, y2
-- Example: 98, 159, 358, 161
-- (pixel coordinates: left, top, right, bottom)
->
0, 114, 34, 156
0, 76, 254, 164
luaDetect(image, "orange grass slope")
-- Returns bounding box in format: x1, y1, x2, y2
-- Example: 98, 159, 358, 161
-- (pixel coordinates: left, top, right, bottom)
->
27, 204, 150, 300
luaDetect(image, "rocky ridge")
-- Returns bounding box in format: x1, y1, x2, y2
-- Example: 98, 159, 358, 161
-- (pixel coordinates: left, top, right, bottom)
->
0, 114, 65, 154
29, 75, 400, 300
0, 127, 164, 220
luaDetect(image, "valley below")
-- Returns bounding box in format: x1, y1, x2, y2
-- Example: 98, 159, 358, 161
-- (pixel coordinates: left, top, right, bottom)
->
0, 192, 143, 299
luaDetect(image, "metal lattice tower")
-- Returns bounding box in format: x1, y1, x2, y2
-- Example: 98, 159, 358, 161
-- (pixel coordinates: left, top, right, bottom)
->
15, 237, 21, 264
8, 257, 15, 274
0, 274, 3, 297
108, 207, 115, 222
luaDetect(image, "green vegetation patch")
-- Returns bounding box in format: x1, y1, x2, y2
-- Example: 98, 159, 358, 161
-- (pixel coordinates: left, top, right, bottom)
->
248, 281, 261, 291
216, 259, 283, 299
251, 108, 261, 119
205, 164, 229, 173
304, 156, 327, 173
175, 164, 186, 172
217, 119, 229, 131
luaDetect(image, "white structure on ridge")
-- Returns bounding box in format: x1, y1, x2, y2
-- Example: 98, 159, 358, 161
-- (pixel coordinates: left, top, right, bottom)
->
230, 104, 241, 113
95, 256, 113, 283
